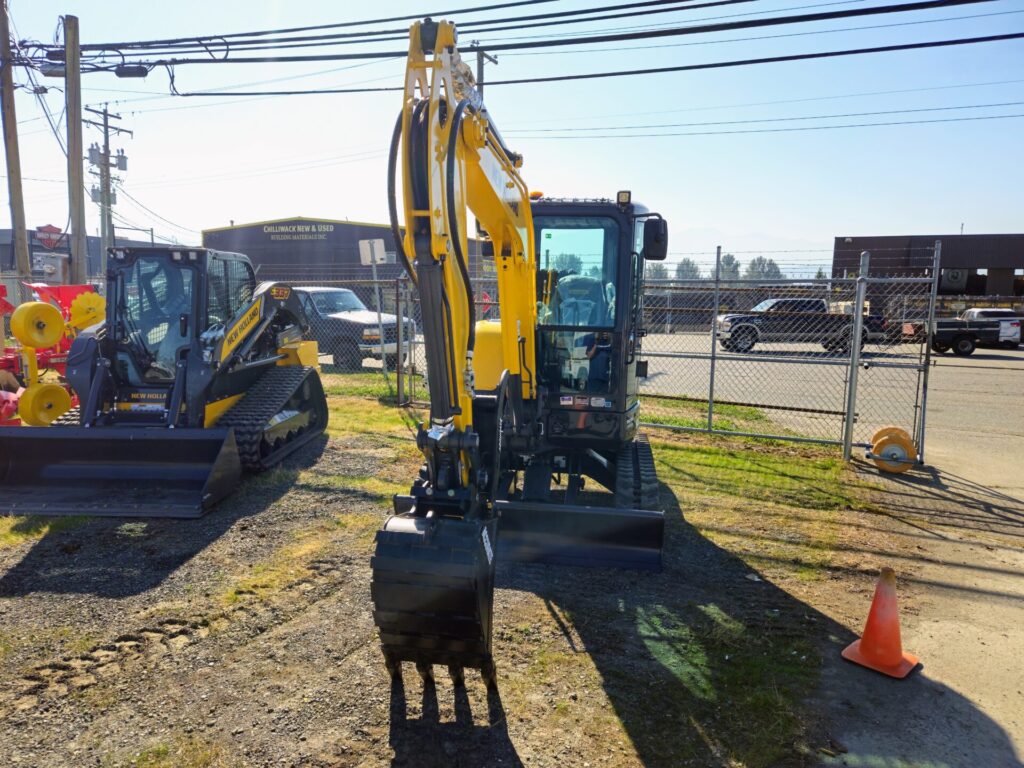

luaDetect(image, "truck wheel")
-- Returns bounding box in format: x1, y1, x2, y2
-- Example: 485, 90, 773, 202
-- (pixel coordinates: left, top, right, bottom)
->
331, 340, 363, 372
931, 341, 950, 354
731, 328, 756, 353
384, 353, 399, 371
952, 335, 976, 356
719, 340, 734, 352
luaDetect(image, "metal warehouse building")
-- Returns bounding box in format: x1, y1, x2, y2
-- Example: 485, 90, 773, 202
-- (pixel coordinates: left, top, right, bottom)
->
833, 234, 1024, 297
202, 216, 488, 282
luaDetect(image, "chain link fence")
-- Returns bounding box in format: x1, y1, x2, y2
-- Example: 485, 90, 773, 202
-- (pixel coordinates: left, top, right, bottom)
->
639, 245, 940, 458
298, 243, 941, 461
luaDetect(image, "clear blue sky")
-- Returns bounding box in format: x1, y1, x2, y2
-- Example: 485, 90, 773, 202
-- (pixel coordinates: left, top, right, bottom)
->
6, 0, 1024, 270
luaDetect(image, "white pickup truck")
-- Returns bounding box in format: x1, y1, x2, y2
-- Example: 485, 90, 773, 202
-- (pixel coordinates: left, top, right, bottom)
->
960, 308, 1022, 350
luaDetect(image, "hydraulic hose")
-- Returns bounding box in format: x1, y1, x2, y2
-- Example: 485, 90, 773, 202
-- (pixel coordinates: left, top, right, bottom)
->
386, 109, 415, 284
445, 98, 477, 353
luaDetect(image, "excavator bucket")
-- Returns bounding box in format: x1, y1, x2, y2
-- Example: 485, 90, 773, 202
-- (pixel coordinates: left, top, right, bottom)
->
495, 500, 664, 571
0, 426, 242, 518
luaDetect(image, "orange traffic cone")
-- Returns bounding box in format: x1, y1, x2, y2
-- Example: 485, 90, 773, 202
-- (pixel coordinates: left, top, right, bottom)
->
842, 567, 919, 678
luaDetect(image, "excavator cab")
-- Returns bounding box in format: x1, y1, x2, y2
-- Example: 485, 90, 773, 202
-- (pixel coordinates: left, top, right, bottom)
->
533, 197, 666, 448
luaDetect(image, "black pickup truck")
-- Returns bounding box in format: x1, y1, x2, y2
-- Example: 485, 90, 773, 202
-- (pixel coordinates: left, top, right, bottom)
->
716, 298, 886, 353
906, 309, 1022, 356
293, 286, 415, 370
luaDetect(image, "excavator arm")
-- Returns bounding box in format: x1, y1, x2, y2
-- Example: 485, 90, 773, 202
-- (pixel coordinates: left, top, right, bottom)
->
373, 18, 536, 686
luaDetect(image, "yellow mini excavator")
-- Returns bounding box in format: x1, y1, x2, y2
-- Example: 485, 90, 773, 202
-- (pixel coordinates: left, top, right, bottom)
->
371, 19, 670, 687
0, 246, 327, 517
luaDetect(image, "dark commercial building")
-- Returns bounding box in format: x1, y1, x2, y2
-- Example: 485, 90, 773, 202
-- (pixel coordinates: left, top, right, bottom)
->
833, 234, 1024, 297
202, 216, 489, 282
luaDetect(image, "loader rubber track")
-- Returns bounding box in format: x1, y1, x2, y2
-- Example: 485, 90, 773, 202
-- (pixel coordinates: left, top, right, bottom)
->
218, 365, 326, 472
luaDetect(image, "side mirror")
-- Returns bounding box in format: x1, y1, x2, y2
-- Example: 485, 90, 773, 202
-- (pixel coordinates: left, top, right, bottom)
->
642, 218, 668, 261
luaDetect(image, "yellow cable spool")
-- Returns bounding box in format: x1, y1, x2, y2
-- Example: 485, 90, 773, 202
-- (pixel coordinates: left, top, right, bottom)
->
11, 301, 65, 349
871, 433, 917, 474
68, 291, 106, 332
870, 425, 913, 447
18, 383, 72, 426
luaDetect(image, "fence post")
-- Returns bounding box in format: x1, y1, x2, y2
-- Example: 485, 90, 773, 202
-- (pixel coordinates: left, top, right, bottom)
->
395, 278, 404, 405
916, 240, 941, 463
841, 251, 869, 460
707, 246, 721, 432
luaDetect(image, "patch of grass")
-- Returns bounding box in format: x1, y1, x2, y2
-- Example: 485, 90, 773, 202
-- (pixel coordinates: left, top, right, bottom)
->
118, 735, 232, 768
0, 515, 88, 548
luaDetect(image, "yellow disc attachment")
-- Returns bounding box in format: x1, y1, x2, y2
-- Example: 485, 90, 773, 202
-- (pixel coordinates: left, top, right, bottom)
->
18, 383, 72, 426
870, 425, 912, 447
68, 291, 106, 331
871, 433, 916, 474
11, 301, 65, 349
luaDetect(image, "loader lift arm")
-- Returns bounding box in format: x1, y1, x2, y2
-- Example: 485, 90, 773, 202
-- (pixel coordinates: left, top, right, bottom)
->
372, 18, 536, 687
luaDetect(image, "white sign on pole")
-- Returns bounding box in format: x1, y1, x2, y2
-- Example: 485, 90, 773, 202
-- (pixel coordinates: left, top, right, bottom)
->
358, 238, 387, 266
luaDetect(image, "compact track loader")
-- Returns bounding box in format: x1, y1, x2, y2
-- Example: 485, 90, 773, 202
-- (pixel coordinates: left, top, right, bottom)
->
370, 19, 670, 687
0, 247, 327, 517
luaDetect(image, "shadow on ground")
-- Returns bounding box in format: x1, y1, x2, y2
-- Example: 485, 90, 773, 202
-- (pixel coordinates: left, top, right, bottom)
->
388, 678, 524, 768
497, 484, 1018, 767
0, 437, 328, 599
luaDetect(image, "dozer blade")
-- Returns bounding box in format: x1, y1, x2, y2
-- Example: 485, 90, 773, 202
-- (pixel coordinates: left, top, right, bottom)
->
0, 426, 242, 518
495, 500, 664, 571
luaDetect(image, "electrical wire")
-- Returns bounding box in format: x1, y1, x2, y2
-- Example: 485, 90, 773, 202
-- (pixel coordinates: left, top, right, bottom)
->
511, 111, 1024, 138
498, 8, 1024, 57
114, 186, 200, 234
38, 0, 991, 67
506, 100, 1024, 133
95, 0, 761, 57
166, 31, 1024, 96
77, 0, 563, 50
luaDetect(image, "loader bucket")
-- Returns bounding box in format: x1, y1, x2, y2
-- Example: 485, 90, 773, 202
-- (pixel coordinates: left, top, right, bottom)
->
0, 426, 242, 518
495, 500, 664, 572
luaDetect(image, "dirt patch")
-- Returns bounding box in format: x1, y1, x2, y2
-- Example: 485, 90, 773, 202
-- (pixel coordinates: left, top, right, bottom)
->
2, 386, 994, 767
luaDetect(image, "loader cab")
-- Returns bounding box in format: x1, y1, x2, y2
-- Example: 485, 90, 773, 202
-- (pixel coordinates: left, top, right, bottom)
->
106, 248, 255, 384
531, 195, 667, 447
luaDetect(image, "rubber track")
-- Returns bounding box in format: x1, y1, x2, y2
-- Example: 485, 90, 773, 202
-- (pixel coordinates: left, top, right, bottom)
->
615, 434, 659, 510
217, 365, 323, 472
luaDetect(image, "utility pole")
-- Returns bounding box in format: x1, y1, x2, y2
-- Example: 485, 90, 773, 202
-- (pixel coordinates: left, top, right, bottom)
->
0, 0, 30, 285
86, 104, 130, 277
64, 15, 87, 284
473, 45, 497, 98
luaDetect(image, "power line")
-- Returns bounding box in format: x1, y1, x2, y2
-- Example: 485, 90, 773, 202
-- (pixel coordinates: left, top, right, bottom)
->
57, 0, 993, 66
505, 100, 1024, 132
115, 186, 200, 234
498, 8, 1024, 57
77, 0, 562, 50
486, 32, 1024, 87
511, 111, 1024, 138
102, 0, 760, 57
85, 0, 734, 56
502, 77, 1024, 126
169, 31, 1024, 96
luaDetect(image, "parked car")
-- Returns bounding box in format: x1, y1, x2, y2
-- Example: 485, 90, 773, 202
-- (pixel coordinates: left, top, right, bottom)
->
293, 286, 415, 370
901, 308, 1022, 355
715, 297, 886, 353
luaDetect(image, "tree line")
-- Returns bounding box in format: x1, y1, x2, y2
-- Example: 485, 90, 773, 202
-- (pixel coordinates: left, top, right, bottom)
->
647, 256, 828, 281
